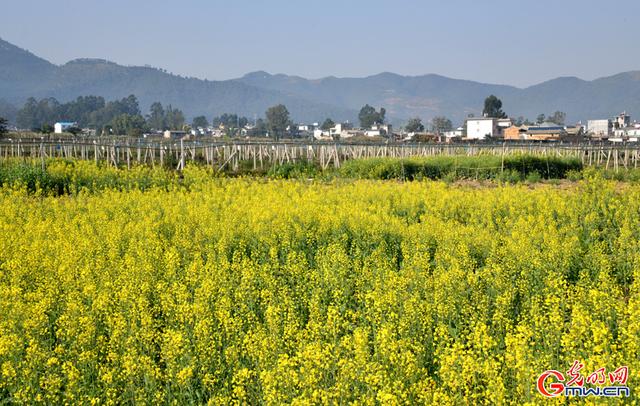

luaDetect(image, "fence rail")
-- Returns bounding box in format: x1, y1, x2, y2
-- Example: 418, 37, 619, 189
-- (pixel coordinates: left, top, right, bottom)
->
0, 140, 639, 171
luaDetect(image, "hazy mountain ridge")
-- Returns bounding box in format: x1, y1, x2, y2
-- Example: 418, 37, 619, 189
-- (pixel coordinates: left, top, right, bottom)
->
0, 39, 356, 123
2, 38, 640, 125
237, 71, 640, 124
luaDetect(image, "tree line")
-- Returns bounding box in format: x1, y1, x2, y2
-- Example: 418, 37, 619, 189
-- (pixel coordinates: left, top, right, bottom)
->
5, 93, 570, 140
10, 95, 296, 139
14, 95, 186, 136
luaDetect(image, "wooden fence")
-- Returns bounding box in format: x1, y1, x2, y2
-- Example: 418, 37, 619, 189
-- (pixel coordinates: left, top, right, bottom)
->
0, 139, 639, 171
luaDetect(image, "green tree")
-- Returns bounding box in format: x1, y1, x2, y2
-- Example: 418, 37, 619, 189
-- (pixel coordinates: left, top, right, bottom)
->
41, 123, 54, 136
482, 95, 507, 118
110, 114, 146, 136
321, 118, 335, 131
359, 104, 386, 128
548, 111, 566, 125
212, 113, 248, 129
405, 117, 424, 133
192, 116, 209, 129
17, 97, 41, 129
536, 114, 546, 124
148, 102, 165, 130
0, 117, 9, 136
120, 95, 141, 116
0, 117, 8, 137
164, 106, 185, 130
431, 116, 453, 134
265, 104, 291, 141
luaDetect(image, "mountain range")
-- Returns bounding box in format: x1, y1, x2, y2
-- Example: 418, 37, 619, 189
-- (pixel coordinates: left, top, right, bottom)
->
2, 37, 640, 126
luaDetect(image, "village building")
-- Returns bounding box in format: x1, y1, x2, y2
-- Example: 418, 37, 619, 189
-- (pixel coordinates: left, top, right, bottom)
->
503, 125, 528, 141
612, 125, 640, 142
465, 117, 497, 140
465, 117, 511, 140
587, 119, 612, 138
54, 122, 77, 134
365, 124, 392, 137
525, 124, 567, 141
613, 111, 631, 129
313, 122, 358, 140
564, 126, 585, 142
443, 127, 463, 139
163, 130, 188, 139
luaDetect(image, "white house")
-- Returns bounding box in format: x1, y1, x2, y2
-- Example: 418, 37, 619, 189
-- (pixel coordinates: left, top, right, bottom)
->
497, 118, 512, 129
465, 117, 498, 140
298, 123, 319, 132
444, 127, 464, 139
613, 112, 631, 129
313, 123, 355, 140
313, 129, 331, 140
587, 119, 612, 138
613, 127, 640, 141
163, 130, 188, 139
54, 122, 77, 134
365, 124, 392, 137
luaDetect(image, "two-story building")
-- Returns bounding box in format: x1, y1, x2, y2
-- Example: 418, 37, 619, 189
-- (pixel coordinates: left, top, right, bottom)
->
465, 117, 511, 140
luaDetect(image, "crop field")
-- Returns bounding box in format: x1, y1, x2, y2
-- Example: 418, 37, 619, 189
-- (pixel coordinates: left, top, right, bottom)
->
0, 161, 638, 404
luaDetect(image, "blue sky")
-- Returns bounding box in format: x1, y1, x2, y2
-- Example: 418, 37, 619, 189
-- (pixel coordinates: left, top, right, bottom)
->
2, 0, 639, 87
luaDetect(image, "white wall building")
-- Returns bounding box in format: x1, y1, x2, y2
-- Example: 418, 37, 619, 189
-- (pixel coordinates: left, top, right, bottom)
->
54, 122, 77, 134
163, 130, 188, 139
587, 119, 612, 137
465, 117, 498, 140
444, 127, 464, 139
613, 112, 631, 129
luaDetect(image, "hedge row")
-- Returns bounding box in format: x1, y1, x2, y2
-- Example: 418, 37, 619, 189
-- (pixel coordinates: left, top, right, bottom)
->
339, 155, 583, 181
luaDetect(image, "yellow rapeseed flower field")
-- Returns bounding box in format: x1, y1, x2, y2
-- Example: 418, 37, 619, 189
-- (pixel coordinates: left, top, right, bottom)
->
0, 163, 638, 404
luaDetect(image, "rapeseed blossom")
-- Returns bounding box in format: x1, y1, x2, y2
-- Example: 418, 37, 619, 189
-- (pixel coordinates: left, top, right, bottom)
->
0, 165, 638, 403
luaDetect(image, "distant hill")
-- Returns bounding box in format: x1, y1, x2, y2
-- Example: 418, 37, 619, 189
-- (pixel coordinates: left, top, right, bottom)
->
0, 38, 57, 102
0, 38, 356, 123
236, 71, 519, 122
237, 71, 640, 124
1, 37, 640, 125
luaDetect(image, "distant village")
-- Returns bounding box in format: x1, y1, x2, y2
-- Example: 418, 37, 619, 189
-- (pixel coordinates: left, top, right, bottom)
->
169, 113, 637, 143
50, 111, 640, 144
304, 111, 639, 143
43, 96, 640, 144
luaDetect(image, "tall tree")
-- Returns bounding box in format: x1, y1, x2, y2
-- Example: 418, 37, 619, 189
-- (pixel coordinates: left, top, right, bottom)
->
0, 117, 8, 137
120, 95, 141, 116
110, 113, 146, 136
482, 95, 507, 118
192, 116, 209, 129
359, 104, 386, 128
431, 116, 453, 134
548, 111, 566, 125
164, 105, 185, 130
265, 104, 291, 141
320, 118, 335, 131
405, 117, 424, 133
148, 102, 165, 130
17, 97, 41, 129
